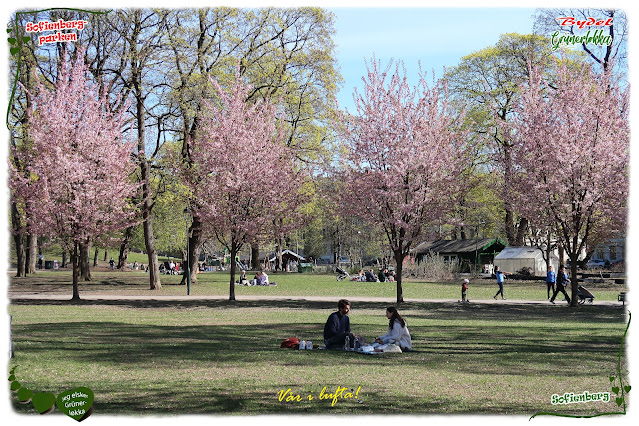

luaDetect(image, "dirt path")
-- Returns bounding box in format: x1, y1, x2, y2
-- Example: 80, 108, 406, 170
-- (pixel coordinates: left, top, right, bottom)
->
7, 293, 622, 306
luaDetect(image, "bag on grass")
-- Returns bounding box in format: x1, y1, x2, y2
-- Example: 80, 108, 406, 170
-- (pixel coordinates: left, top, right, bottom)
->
280, 337, 300, 349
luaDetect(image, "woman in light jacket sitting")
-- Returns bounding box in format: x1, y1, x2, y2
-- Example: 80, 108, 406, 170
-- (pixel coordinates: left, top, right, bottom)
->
375, 306, 412, 351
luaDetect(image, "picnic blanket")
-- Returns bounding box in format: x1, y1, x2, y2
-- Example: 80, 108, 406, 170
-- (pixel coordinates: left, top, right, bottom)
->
318, 342, 404, 354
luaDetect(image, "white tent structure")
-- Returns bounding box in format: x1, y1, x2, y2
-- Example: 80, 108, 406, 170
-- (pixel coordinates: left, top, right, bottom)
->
268, 249, 305, 263
494, 247, 559, 276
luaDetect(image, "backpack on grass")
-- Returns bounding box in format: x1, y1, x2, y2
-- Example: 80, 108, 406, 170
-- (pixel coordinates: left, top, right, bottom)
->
280, 337, 300, 349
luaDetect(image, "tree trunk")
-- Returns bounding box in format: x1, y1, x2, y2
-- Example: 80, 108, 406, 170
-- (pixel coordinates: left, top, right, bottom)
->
514, 217, 529, 246
394, 251, 404, 304
104, 249, 108, 262
14, 235, 25, 277
558, 245, 565, 266
11, 202, 25, 277
569, 252, 579, 307
545, 233, 552, 271
229, 241, 238, 301
142, 202, 161, 290
93, 246, 99, 267
62, 250, 67, 268
180, 214, 202, 286
118, 226, 133, 269
275, 237, 283, 271
251, 243, 259, 270
79, 240, 92, 281
37, 237, 44, 269
128, 10, 161, 291
504, 209, 516, 246
25, 233, 37, 274
72, 242, 80, 300
504, 210, 529, 247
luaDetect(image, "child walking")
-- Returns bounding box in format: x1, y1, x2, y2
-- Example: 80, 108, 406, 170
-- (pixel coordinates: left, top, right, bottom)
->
461, 278, 469, 302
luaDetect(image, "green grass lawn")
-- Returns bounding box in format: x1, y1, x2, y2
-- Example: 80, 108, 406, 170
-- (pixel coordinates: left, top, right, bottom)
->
8, 269, 628, 302
8, 270, 629, 416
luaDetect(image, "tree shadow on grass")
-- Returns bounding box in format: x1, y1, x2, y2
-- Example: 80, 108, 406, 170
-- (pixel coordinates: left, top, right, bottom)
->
9, 298, 627, 415
10, 297, 626, 331
10, 379, 609, 415
11, 309, 624, 373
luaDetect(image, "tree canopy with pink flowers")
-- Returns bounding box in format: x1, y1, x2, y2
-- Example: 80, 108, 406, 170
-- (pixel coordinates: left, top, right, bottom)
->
10, 52, 139, 300
336, 59, 470, 303
503, 59, 629, 306
176, 73, 308, 300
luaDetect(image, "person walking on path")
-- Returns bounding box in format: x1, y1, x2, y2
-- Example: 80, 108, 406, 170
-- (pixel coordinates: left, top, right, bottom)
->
546, 265, 556, 300
550, 265, 571, 305
493, 266, 509, 300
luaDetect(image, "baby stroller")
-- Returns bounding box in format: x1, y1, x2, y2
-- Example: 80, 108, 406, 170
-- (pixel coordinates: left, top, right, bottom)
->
336, 266, 351, 281
577, 285, 595, 304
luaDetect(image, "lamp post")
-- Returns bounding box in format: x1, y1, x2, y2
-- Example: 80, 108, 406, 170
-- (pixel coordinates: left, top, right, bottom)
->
183, 207, 191, 295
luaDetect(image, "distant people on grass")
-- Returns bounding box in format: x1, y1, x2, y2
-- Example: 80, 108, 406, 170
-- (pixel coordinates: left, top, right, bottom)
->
109, 257, 115, 270
375, 306, 412, 351
546, 265, 556, 300
249, 270, 269, 286
324, 299, 358, 349
365, 269, 377, 282
378, 268, 387, 282
385, 269, 395, 282
493, 266, 510, 300
38, 253, 43, 269
356, 269, 366, 282
550, 265, 571, 305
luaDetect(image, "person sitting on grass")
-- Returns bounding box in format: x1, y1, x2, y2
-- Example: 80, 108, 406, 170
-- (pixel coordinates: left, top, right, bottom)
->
258, 270, 269, 286
375, 306, 412, 351
378, 268, 387, 282
365, 269, 377, 282
324, 299, 356, 349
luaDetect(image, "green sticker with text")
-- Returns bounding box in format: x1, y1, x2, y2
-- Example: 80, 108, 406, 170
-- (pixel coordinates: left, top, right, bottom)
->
56, 387, 94, 421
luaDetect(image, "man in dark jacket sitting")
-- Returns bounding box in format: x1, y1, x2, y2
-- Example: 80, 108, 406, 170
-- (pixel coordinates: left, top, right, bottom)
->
324, 299, 355, 349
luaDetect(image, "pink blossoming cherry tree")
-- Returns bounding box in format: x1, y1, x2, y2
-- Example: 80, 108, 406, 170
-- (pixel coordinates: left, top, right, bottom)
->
337, 59, 469, 303
504, 60, 629, 306
177, 73, 307, 301
10, 52, 138, 300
